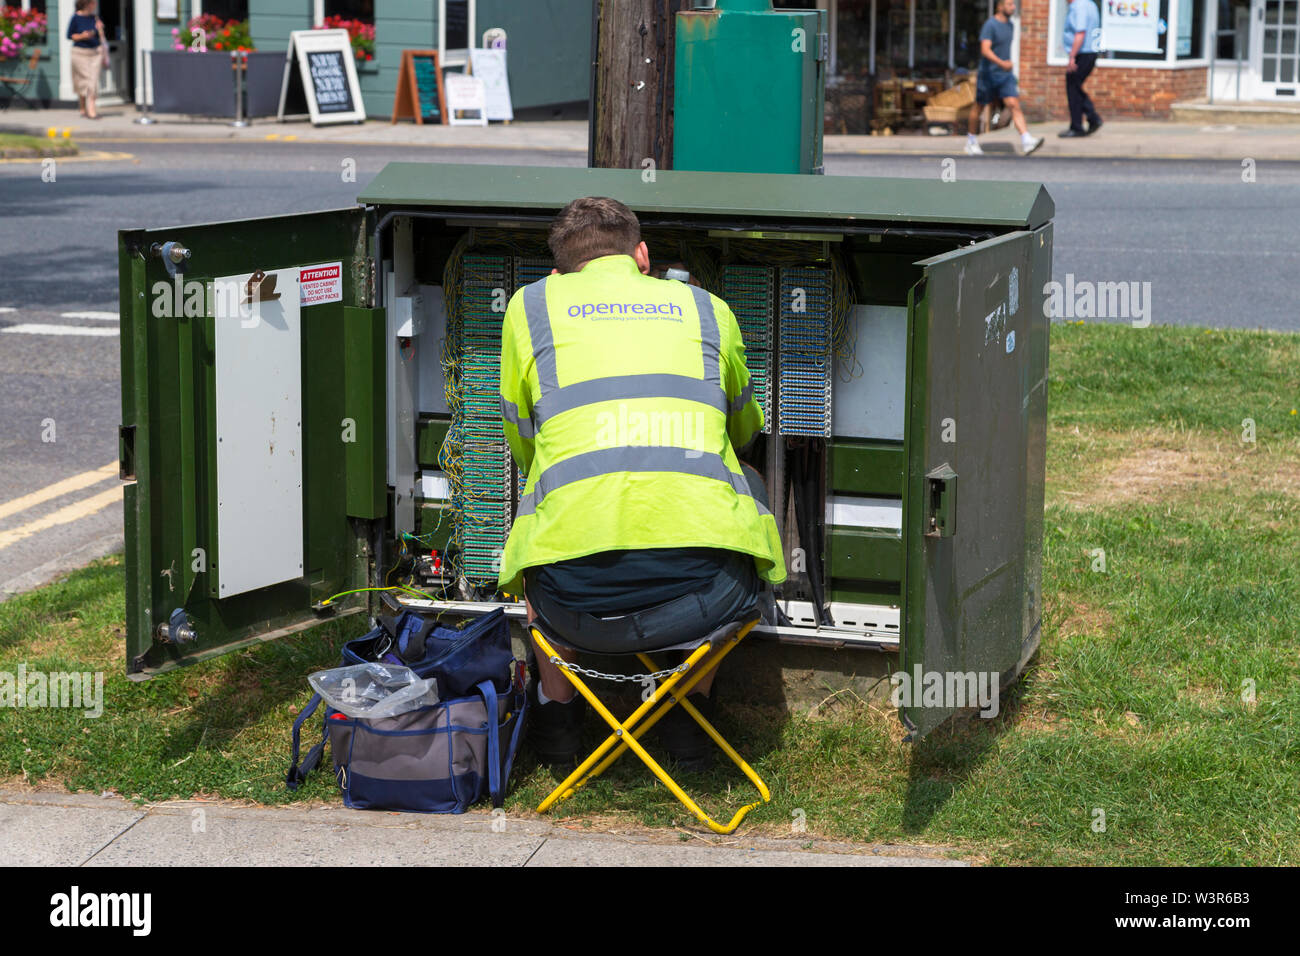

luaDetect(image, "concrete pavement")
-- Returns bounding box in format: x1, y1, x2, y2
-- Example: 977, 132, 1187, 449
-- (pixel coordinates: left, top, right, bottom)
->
5, 106, 1300, 160
0, 788, 968, 867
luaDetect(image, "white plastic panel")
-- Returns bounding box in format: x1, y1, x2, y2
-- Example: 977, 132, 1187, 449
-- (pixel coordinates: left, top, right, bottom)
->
417, 284, 450, 415
825, 495, 903, 531
779, 601, 901, 634
213, 269, 304, 598
832, 304, 907, 440
419, 471, 450, 501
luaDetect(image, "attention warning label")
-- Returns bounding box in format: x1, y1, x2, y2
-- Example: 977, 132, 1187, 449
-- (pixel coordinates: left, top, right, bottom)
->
300, 262, 343, 306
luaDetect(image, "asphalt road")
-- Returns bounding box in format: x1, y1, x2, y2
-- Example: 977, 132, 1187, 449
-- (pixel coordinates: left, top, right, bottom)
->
0, 139, 1297, 600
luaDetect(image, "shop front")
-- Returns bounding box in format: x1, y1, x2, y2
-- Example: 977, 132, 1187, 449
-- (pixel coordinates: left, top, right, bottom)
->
814, 0, 1294, 130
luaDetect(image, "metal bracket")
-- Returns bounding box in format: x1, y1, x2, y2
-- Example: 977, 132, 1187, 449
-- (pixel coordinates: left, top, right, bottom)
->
817, 32, 829, 62
925, 463, 957, 538
243, 269, 281, 305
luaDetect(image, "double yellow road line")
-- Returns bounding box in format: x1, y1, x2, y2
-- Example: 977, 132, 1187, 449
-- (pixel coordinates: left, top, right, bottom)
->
0, 463, 121, 552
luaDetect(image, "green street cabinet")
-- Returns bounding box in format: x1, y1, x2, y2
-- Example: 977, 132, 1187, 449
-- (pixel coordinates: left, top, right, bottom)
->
117, 163, 1053, 737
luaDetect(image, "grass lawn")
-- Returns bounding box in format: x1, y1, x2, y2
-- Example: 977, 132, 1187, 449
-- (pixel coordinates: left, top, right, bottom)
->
0, 132, 78, 158
1, 322, 1296, 864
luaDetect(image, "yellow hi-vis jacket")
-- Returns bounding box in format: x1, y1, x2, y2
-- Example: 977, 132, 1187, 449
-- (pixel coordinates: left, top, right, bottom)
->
496, 254, 786, 595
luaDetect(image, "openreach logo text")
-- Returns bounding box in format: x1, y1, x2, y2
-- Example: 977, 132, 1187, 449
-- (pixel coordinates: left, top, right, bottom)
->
891, 666, 1000, 718
1042, 274, 1153, 328
50, 887, 151, 936
0, 665, 102, 718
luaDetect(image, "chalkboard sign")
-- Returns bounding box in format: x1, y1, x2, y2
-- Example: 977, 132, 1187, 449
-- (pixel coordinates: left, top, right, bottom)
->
392, 50, 448, 126
277, 29, 366, 126
308, 50, 354, 114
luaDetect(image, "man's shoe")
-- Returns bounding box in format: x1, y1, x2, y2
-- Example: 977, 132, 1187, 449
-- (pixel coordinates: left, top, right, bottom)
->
1021, 136, 1044, 156
1087, 117, 1103, 135
528, 681, 585, 769
1058, 128, 1087, 138
964, 140, 984, 156
655, 690, 716, 774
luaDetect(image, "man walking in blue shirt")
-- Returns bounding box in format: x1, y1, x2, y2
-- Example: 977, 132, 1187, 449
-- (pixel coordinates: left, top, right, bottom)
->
965, 0, 1043, 156
1060, 0, 1103, 137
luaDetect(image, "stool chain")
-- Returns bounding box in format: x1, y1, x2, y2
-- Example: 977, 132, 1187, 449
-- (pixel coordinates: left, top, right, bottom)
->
548, 656, 688, 684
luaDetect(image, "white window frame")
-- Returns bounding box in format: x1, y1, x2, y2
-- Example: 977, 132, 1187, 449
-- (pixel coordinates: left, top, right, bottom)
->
1046, 0, 1211, 69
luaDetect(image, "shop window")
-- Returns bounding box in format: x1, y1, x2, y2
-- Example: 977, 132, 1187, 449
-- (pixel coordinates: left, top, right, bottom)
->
954, 0, 994, 72
876, 0, 911, 75
835, 0, 872, 77
1217, 0, 1251, 60
1175, 0, 1206, 58
325, 0, 374, 21
203, 0, 249, 20
1050, 0, 1212, 63
444, 0, 469, 49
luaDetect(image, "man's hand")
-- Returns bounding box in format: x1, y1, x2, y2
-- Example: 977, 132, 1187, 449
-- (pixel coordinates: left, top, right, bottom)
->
1066, 57, 1078, 73
1001, 58, 1015, 72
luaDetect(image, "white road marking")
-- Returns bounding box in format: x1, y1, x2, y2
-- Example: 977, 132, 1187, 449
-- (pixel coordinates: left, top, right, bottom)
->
60, 311, 119, 321
0, 307, 15, 314
0, 324, 120, 337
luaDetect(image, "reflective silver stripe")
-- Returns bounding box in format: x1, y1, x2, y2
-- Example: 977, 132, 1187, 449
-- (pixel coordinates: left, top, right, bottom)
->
523, 276, 558, 394
516, 448, 757, 518
689, 285, 721, 387
728, 379, 754, 414
533, 373, 727, 427
500, 396, 535, 441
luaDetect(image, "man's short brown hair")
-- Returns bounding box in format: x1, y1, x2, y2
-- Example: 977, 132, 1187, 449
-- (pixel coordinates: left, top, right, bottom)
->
547, 196, 641, 274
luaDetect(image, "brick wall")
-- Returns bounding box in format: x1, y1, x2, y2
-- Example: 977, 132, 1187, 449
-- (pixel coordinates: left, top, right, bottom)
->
1017, 0, 1207, 121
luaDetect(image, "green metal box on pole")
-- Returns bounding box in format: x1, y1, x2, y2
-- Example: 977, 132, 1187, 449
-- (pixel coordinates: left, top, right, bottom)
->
673, 0, 826, 174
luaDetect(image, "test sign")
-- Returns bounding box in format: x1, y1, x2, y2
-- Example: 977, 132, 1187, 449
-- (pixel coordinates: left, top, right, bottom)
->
299, 262, 342, 306
1100, 0, 1160, 54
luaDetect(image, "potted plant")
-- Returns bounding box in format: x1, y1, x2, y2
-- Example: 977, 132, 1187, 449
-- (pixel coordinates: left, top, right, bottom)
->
0, 6, 47, 61
317, 16, 374, 65
172, 14, 254, 54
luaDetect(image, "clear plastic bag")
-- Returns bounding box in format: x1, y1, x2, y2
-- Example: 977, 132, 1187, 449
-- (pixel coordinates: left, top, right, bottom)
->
308, 662, 440, 719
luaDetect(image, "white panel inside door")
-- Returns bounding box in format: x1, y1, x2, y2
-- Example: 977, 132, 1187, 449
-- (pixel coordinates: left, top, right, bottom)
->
213, 269, 304, 598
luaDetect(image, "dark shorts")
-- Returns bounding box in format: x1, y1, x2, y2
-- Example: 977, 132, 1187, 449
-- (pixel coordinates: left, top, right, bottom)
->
528, 549, 760, 654
977, 70, 1018, 105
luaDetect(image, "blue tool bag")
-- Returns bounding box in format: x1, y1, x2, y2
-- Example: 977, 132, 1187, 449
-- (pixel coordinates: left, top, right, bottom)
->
286, 608, 527, 813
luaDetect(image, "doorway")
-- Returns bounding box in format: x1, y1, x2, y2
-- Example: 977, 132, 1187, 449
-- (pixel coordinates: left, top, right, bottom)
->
96, 0, 131, 103
1251, 0, 1300, 96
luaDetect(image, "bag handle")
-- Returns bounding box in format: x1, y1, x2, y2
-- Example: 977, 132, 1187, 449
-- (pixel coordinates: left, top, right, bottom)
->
285, 693, 326, 790
475, 679, 503, 807
475, 670, 529, 809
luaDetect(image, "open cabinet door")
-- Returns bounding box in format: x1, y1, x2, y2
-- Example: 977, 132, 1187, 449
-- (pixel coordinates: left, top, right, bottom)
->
118, 208, 385, 678
901, 225, 1052, 736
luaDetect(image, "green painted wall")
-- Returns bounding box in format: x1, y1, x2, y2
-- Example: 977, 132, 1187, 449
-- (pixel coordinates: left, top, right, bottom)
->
368, 0, 437, 118
21, 1, 591, 114
477, 0, 591, 110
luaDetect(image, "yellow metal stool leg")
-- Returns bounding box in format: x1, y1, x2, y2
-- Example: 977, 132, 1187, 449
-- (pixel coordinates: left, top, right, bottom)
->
532, 622, 770, 834
533, 629, 714, 812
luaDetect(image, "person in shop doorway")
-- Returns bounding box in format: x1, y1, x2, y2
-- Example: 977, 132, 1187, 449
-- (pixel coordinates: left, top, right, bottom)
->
66, 0, 106, 119
966, 0, 1042, 157
1060, 0, 1103, 137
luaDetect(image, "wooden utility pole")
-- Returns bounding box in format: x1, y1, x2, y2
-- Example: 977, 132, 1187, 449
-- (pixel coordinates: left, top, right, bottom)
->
589, 0, 686, 170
